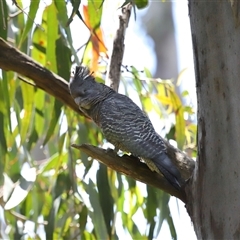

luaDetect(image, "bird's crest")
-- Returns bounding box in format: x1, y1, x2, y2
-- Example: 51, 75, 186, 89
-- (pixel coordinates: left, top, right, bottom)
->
74, 66, 94, 82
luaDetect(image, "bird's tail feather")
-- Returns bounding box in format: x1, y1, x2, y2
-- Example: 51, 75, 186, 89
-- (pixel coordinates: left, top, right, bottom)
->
152, 154, 185, 190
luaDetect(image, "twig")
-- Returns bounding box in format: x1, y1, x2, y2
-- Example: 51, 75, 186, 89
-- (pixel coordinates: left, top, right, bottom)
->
105, 4, 132, 91
17, 75, 36, 87
9, 210, 48, 225
11, 0, 44, 31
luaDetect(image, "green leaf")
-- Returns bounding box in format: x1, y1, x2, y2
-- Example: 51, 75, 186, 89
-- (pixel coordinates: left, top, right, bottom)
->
2, 72, 12, 132
144, 67, 152, 78
5, 165, 36, 210
175, 106, 185, 150
58, 131, 67, 154
184, 105, 194, 115
34, 89, 45, 136
87, 0, 104, 29
54, 0, 79, 64
83, 231, 96, 240
135, 0, 148, 9
42, 99, 62, 146
67, 0, 81, 26
79, 205, 88, 235
167, 213, 177, 240
142, 96, 153, 113
54, 172, 70, 198
165, 85, 186, 149
27, 127, 38, 151
181, 90, 189, 97
3, 173, 15, 201
131, 66, 142, 93
161, 84, 185, 149
116, 172, 123, 197
0, 0, 8, 39
0, 156, 4, 186
18, 0, 40, 47
97, 165, 114, 237
46, 2, 58, 73
20, 82, 35, 145
56, 36, 71, 80
31, 185, 40, 231
40, 153, 59, 173
45, 197, 61, 239
146, 186, 157, 222
0, 107, 7, 160
156, 192, 173, 237
54, 0, 70, 26
32, 25, 47, 65
87, 180, 109, 240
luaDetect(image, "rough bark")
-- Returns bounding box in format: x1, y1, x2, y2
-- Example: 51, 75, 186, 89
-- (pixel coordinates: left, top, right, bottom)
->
187, 1, 240, 238
105, 4, 131, 91
72, 144, 193, 202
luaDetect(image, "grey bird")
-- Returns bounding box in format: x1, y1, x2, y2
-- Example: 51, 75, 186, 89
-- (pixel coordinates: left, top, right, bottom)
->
69, 66, 184, 190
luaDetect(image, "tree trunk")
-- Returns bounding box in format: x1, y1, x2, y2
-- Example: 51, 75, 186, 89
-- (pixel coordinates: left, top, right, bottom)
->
187, 1, 240, 239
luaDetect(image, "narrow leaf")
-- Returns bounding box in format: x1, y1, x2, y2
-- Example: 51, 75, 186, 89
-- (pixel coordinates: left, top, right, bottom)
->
20, 82, 35, 145
42, 99, 62, 146
5, 165, 36, 210
87, 180, 109, 240
46, 2, 58, 73
97, 165, 114, 237
54, 0, 79, 64
0, 0, 8, 39
56, 36, 71, 80
18, 0, 40, 47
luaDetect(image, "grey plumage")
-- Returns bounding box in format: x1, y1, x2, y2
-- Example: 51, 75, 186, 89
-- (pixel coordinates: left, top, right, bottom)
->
69, 66, 184, 190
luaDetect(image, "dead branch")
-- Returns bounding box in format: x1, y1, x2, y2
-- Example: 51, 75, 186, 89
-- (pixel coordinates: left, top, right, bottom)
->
105, 4, 132, 91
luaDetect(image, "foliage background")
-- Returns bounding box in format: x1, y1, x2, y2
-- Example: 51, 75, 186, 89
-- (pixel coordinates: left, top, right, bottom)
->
0, 0, 196, 239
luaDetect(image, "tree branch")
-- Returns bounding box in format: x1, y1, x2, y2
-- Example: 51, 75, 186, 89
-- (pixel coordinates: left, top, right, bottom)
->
72, 144, 188, 202
105, 4, 132, 91
0, 37, 195, 202
0, 37, 82, 116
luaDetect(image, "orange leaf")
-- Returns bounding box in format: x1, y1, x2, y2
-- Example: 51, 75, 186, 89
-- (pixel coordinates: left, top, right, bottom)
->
82, 5, 108, 71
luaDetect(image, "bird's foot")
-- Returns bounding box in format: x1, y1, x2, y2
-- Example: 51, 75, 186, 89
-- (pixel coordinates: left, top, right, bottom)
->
129, 154, 140, 161
106, 147, 119, 155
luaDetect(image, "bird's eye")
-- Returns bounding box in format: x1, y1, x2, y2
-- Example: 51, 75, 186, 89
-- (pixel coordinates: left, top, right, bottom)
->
78, 89, 87, 96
